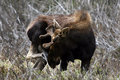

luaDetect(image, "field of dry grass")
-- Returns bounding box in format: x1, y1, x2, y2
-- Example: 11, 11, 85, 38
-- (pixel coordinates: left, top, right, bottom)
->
0, 0, 120, 80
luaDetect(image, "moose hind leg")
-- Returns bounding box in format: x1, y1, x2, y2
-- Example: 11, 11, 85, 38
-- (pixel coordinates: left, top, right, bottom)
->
81, 59, 90, 72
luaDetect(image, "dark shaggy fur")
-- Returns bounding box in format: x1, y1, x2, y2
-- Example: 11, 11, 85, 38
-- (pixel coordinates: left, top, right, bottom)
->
47, 10, 96, 71
26, 10, 96, 71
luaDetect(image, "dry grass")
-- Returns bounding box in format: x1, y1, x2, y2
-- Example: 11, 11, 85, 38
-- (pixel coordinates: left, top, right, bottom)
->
0, 0, 120, 80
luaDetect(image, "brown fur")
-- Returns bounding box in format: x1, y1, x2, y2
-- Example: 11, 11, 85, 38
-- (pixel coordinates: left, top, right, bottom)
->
26, 10, 96, 71
42, 10, 92, 49
26, 11, 73, 70
26, 10, 91, 33
47, 10, 96, 71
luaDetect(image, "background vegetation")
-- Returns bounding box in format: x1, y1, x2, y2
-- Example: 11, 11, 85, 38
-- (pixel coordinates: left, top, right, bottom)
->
0, 0, 120, 80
